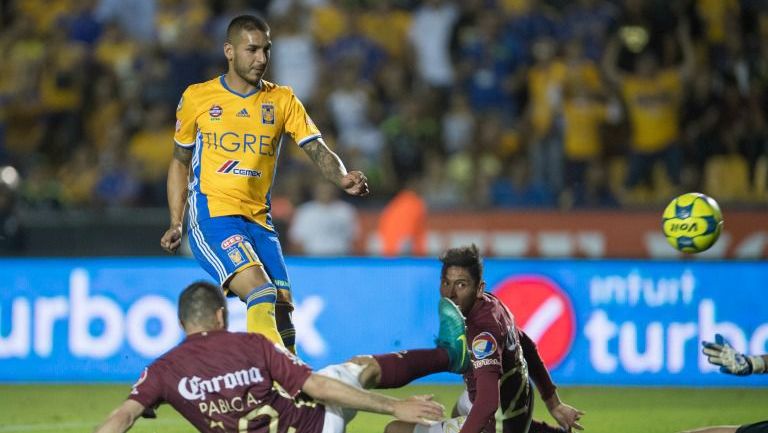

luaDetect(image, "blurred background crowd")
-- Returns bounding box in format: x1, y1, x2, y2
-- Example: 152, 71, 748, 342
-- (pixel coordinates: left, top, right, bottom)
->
0, 0, 767, 226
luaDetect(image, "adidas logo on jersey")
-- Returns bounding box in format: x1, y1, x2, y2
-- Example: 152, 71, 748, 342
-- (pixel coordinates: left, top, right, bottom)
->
236, 108, 250, 118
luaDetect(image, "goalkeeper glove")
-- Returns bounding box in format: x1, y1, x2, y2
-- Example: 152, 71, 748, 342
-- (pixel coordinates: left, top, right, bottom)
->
701, 334, 766, 375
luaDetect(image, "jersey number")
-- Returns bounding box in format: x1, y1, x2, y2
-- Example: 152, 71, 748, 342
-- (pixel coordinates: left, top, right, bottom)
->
238, 405, 296, 433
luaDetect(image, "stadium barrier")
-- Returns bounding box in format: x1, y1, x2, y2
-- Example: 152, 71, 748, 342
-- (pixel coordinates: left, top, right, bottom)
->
1, 257, 767, 386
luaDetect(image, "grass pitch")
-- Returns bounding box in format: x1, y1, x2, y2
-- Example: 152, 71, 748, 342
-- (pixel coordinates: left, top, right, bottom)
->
0, 384, 765, 433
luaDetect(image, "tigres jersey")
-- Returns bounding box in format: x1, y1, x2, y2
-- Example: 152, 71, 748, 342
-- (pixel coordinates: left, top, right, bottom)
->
174, 75, 321, 230
621, 69, 682, 153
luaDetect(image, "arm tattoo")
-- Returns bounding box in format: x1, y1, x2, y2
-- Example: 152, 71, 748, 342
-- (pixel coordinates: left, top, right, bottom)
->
302, 139, 346, 185
173, 145, 194, 165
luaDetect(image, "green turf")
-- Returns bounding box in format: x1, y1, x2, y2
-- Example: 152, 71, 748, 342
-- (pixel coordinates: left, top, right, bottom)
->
0, 384, 765, 433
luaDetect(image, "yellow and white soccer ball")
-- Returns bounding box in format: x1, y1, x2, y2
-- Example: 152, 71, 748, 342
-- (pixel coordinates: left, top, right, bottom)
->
662, 192, 724, 253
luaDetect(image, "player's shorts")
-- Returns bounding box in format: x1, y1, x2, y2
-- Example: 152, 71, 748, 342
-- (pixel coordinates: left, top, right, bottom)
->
737, 421, 768, 433
317, 362, 365, 433
188, 215, 290, 291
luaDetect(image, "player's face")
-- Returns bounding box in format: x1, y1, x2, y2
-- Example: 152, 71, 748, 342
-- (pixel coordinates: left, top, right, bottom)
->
227, 29, 271, 86
440, 266, 484, 315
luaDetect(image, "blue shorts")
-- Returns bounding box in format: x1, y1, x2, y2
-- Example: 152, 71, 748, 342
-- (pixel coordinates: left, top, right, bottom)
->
187, 215, 290, 292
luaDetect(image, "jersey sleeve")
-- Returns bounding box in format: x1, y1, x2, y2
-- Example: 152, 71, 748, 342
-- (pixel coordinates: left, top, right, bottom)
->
518, 329, 557, 400
127, 364, 165, 410
173, 88, 198, 148
282, 90, 321, 148
258, 335, 313, 397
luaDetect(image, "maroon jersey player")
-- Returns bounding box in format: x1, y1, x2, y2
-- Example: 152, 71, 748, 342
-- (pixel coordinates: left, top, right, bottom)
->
352, 245, 584, 433
93, 281, 443, 433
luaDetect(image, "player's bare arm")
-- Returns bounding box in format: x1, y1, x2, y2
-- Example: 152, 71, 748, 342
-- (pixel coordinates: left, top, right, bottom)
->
161, 145, 193, 253
93, 399, 145, 433
302, 139, 369, 196
301, 373, 443, 425
544, 393, 585, 432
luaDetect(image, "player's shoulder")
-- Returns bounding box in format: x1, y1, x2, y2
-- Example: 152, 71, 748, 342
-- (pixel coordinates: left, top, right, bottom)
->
260, 80, 298, 99
467, 294, 509, 335
183, 76, 221, 98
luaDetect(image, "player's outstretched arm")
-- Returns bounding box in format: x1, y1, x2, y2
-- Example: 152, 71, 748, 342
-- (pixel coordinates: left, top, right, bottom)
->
302, 139, 369, 196
544, 392, 585, 432
93, 400, 145, 433
301, 373, 442, 425
702, 334, 767, 375
161, 145, 193, 253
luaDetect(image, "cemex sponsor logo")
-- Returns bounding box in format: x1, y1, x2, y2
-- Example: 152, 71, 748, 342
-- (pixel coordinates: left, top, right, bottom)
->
178, 367, 264, 400
217, 160, 262, 178
492, 275, 576, 368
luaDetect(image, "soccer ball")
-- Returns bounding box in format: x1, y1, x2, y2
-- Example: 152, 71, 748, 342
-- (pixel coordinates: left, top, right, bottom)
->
662, 192, 723, 253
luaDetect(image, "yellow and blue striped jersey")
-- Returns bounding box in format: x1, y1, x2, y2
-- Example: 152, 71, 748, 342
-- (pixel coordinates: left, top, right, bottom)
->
174, 75, 321, 230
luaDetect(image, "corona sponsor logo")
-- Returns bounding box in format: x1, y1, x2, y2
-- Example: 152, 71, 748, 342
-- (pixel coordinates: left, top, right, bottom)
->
178, 367, 264, 400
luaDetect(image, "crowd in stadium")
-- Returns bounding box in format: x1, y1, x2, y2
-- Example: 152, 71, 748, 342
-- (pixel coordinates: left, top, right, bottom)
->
0, 0, 766, 212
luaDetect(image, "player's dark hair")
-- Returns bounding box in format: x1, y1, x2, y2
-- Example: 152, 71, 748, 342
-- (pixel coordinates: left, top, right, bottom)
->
178, 281, 227, 328
439, 244, 483, 284
226, 15, 270, 43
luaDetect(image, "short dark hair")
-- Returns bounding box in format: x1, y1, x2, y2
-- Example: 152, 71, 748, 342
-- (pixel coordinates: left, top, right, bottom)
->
178, 281, 227, 328
439, 244, 483, 284
226, 15, 270, 43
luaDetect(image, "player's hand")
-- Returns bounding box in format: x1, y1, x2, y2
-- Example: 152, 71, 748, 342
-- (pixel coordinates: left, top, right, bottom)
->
548, 402, 585, 432
702, 334, 764, 375
160, 225, 182, 253
392, 395, 444, 426
340, 171, 369, 196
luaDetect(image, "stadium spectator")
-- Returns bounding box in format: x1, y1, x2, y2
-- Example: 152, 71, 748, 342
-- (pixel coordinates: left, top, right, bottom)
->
92, 281, 445, 433
408, 0, 459, 91
94, 0, 156, 42
677, 334, 768, 433
603, 20, 695, 200
525, 37, 566, 194
289, 181, 358, 256
159, 15, 368, 354
377, 178, 427, 257
270, 10, 319, 104
126, 103, 174, 205
561, 0, 617, 61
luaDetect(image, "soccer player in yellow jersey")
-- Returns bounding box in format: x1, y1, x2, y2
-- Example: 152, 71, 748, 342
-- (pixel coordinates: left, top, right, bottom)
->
159, 15, 369, 353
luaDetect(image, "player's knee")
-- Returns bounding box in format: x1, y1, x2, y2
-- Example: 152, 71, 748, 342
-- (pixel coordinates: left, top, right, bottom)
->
228, 266, 271, 300
348, 355, 381, 389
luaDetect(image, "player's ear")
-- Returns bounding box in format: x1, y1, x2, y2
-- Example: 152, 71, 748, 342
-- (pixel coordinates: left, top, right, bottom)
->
216, 307, 227, 330
477, 281, 486, 298
224, 42, 234, 62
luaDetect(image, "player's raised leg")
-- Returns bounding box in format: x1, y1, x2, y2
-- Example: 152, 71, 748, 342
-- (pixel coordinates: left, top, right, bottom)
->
351, 297, 469, 390
186, 216, 283, 346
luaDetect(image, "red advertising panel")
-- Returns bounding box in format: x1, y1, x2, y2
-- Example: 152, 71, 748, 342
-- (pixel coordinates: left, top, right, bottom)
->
354, 210, 768, 258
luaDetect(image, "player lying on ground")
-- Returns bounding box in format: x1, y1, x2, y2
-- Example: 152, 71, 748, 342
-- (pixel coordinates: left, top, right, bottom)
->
93, 281, 450, 433
677, 334, 768, 433
350, 245, 584, 433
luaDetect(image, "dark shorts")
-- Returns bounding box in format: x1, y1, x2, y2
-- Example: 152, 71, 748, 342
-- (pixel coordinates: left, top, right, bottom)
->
737, 421, 768, 433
